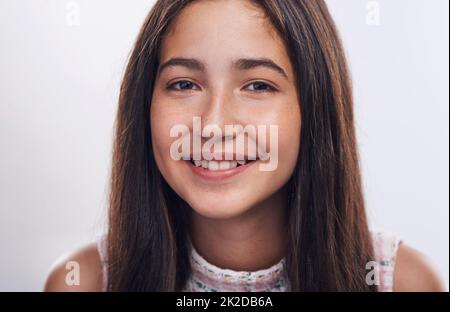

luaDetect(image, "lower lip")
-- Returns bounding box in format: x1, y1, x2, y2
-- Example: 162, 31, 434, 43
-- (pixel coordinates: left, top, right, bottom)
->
187, 160, 257, 181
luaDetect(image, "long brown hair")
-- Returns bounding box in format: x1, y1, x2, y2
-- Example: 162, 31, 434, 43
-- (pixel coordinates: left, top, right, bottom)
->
107, 0, 376, 291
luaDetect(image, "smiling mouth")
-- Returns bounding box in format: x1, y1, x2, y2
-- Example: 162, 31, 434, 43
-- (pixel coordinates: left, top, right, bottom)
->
189, 159, 257, 171
186, 156, 258, 181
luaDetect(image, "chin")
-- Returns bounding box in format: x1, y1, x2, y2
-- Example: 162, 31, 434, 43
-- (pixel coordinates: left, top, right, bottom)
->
186, 195, 254, 220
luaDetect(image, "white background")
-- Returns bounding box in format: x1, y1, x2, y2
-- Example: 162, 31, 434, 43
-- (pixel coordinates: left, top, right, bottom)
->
0, 0, 448, 291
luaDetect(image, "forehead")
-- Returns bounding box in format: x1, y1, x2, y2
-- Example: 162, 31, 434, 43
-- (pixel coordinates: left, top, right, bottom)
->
159, 0, 292, 74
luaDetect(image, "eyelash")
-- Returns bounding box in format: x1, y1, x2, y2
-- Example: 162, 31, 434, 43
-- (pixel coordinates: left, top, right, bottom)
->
165, 80, 277, 93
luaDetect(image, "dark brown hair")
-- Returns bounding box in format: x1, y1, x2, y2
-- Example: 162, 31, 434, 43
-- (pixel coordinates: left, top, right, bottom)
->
107, 0, 376, 291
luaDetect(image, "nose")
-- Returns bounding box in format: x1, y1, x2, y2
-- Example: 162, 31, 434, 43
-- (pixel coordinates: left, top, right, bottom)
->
201, 89, 236, 142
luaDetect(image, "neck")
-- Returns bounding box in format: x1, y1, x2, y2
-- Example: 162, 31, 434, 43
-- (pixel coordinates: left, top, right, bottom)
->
188, 187, 288, 271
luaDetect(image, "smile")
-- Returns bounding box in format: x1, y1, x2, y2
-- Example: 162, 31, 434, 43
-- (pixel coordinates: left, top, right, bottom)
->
190, 159, 255, 170
186, 156, 258, 181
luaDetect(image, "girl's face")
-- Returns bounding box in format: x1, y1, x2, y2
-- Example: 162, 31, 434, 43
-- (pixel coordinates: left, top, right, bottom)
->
151, 0, 301, 219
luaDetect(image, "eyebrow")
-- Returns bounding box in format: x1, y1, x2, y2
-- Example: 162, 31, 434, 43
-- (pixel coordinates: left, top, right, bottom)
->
158, 57, 288, 79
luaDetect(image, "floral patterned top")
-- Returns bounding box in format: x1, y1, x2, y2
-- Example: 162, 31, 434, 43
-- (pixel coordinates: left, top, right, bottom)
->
182, 243, 289, 292
97, 231, 401, 292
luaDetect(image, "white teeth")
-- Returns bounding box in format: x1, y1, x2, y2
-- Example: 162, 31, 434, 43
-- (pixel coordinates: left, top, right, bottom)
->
237, 160, 247, 165
192, 160, 242, 170
219, 161, 230, 170
208, 161, 219, 171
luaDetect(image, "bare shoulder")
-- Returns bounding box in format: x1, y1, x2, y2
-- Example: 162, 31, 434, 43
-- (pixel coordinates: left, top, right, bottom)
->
44, 242, 103, 292
393, 243, 446, 291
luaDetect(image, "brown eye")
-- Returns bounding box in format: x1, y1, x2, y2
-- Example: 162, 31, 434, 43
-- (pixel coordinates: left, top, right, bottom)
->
166, 80, 199, 91
245, 81, 277, 93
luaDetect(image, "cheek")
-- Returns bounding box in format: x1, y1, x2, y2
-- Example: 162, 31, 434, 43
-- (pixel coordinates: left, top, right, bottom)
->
277, 130, 300, 182
266, 103, 301, 182
150, 102, 180, 176
150, 108, 166, 161
253, 101, 301, 173
279, 109, 301, 163
150, 97, 195, 199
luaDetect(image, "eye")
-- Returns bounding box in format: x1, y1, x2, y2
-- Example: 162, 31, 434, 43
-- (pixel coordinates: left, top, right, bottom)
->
244, 81, 277, 93
166, 80, 200, 91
